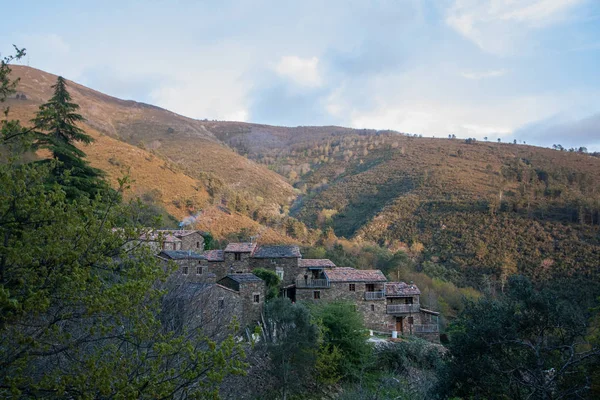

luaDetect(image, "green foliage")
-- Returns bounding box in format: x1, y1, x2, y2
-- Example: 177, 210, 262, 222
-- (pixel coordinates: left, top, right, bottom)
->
31, 76, 108, 198
444, 275, 600, 399
0, 56, 246, 398
203, 231, 215, 250
310, 301, 371, 379
264, 298, 319, 399
252, 268, 281, 300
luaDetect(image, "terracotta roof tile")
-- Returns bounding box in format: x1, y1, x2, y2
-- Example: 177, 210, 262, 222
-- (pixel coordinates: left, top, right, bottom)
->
298, 259, 336, 268
385, 282, 421, 296
224, 242, 257, 253
203, 250, 224, 261
325, 267, 387, 283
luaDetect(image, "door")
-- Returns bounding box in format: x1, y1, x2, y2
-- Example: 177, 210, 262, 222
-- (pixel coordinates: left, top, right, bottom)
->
395, 317, 403, 333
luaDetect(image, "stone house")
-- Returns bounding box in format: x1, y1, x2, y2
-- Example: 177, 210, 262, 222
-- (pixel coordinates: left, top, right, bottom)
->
250, 245, 302, 287
161, 230, 206, 251
136, 229, 206, 252
200, 243, 302, 283
296, 266, 439, 340
139, 231, 182, 251
217, 274, 265, 328
157, 250, 212, 283
161, 272, 266, 338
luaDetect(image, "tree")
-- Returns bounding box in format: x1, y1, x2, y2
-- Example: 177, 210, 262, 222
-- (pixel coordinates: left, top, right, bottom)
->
252, 268, 280, 300
445, 276, 600, 399
31, 76, 107, 198
263, 298, 319, 400
310, 301, 370, 379
0, 52, 246, 397
498, 138, 501, 143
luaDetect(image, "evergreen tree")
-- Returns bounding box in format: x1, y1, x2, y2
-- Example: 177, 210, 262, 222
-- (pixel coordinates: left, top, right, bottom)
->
32, 76, 106, 198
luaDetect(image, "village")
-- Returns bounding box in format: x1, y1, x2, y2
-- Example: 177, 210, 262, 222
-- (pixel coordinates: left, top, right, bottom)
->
144, 229, 440, 342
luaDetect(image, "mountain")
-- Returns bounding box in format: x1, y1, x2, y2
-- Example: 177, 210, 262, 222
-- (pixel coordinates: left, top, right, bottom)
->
6, 66, 297, 242
207, 124, 600, 289
6, 65, 600, 291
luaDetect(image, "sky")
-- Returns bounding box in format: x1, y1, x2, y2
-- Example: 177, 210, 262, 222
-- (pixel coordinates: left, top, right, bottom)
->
2, 0, 600, 151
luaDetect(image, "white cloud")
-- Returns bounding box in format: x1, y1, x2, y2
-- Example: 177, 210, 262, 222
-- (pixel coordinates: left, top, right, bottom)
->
274, 56, 322, 87
461, 69, 509, 79
446, 0, 584, 54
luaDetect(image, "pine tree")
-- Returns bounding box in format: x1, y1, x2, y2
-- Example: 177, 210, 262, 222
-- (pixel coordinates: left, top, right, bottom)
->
32, 76, 106, 198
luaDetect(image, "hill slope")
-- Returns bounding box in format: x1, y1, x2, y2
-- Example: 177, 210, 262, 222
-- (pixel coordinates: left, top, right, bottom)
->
8, 66, 295, 208
199, 124, 600, 288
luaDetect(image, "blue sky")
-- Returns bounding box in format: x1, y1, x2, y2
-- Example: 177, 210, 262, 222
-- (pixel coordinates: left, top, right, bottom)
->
3, 0, 600, 150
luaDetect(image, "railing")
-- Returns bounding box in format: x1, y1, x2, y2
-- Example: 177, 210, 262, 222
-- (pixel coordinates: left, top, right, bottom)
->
296, 278, 330, 288
364, 291, 386, 300
386, 304, 420, 314
414, 324, 439, 333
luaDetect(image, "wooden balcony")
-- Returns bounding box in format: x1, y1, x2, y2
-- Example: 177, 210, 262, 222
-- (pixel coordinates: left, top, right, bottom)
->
364, 291, 386, 300
296, 278, 330, 288
386, 304, 420, 314
414, 324, 439, 333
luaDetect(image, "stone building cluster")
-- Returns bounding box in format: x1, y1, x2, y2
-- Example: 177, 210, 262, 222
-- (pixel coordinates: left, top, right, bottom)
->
146, 230, 439, 341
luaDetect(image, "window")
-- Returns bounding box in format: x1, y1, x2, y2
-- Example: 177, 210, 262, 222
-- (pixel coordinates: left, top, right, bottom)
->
408, 316, 414, 324
196, 241, 200, 248
349, 283, 356, 292
182, 266, 189, 275
234, 253, 241, 261
313, 291, 321, 300
196, 266, 202, 275
253, 294, 260, 304
218, 298, 224, 309
370, 304, 375, 312
366, 284, 375, 292
276, 268, 284, 280
404, 297, 413, 304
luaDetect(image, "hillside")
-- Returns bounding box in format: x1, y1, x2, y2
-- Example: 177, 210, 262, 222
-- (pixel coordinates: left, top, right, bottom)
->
202, 125, 600, 290
5, 66, 296, 242
8, 66, 295, 208
6, 65, 600, 291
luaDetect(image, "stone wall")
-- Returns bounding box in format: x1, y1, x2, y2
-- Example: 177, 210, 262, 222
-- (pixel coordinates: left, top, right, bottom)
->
224, 252, 252, 272
250, 257, 299, 287
179, 232, 205, 251
238, 280, 265, 328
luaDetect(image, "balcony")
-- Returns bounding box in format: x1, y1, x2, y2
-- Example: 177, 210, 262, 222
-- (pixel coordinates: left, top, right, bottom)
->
386, 304, 420, 314
296, 278, 330, 288
364, 291, 386, 300
414, 324, 439, 333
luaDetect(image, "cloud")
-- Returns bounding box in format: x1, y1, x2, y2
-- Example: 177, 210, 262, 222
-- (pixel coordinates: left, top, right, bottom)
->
274, 56, 322, 87
514, 112, 600, 151
461, 69, 509, 80
446, 0, 584, 54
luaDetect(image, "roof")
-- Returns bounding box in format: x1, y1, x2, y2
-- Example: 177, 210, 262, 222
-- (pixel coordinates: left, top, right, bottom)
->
158, 250, 205, 260
222, 273, 263, 283
139, 231, 182, 243
224, 242, 257, 253
203, 250, 224, 262
298, 259, 336, 268
324, 267, 387, 283
253, 245, 301, 258
174, 282, 214, 299
158, 229, 207, 238
420, 308, 439, 315
385, 282, 421, 296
